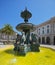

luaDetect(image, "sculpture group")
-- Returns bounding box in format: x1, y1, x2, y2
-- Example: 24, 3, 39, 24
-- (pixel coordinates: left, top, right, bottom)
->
14, 8, 40, 55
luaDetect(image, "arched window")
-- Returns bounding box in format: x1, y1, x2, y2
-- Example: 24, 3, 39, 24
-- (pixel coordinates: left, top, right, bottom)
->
38, 37, 41, 43
54, 36, 55, 45
42, 37, 45, 44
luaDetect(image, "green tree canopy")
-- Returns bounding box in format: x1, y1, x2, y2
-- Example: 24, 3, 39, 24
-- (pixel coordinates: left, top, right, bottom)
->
0, 24, 15, 44
0, 24, 14, 35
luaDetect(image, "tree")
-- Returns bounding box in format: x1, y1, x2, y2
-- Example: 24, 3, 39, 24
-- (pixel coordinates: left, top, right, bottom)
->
0, 24, 15, 44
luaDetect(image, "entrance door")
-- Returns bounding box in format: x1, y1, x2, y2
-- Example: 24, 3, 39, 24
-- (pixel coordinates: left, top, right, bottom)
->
46, 37, 50, 45
54, 36, 55, 45
42, 37, 45, 44
38, 37, 41, 44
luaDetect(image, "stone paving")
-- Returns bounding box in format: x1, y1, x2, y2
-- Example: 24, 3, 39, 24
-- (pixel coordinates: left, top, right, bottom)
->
40, 44, 55, 50
0, 44, 55, 50
0, 45, 6, 48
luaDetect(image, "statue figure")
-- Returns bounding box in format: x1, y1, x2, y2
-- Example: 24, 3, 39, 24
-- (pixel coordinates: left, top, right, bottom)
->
14, 34, 20, 52
30, 33, 40, 52
20, 32, 26, 45
29, 33, 32, 41
26, 32, 30, 44
14, 40, 18, 51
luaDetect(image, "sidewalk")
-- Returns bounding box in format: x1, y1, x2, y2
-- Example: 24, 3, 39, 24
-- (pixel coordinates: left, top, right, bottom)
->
0, 44, 55, 50
0, 45, 13, 51
40, 44, 55, 50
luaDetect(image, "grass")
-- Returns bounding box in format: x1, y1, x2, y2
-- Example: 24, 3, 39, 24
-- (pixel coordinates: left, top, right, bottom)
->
0, 45, 55, 65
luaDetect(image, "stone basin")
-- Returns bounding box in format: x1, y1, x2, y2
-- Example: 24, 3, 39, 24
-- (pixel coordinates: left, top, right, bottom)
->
16, 23, 36, 32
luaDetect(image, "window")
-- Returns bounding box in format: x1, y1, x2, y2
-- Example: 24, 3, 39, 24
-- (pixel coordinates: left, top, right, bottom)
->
38, 29, 40, 35
47, 25, 49, 33
47, 29, 49, 33
42, 27, 44, 29
42, 30, 44, 34
47, 25, 49, 28
39, 29, 40, 30
42, 27, 44, 34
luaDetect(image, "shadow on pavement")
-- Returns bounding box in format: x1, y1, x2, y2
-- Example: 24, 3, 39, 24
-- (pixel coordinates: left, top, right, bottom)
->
4, 49, 26, 57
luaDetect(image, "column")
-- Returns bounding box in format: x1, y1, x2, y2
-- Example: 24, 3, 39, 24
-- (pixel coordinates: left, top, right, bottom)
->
50, 35, 54, 45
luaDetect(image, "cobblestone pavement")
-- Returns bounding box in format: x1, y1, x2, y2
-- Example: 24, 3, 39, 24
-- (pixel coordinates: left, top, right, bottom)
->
40, 44, 55, 50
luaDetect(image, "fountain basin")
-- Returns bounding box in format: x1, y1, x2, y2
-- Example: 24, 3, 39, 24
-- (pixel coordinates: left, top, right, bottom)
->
16, 23, 36, 32
0, 45, 55, 65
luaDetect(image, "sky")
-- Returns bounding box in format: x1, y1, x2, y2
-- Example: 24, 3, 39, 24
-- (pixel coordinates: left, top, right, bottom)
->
0, 0, 55, 33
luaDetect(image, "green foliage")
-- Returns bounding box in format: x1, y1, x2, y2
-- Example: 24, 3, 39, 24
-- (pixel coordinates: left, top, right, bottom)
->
0, 24, 14, 35
0, 24, 15, 44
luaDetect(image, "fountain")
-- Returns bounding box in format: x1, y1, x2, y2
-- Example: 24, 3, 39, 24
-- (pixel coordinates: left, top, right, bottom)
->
14, 8, 40, 55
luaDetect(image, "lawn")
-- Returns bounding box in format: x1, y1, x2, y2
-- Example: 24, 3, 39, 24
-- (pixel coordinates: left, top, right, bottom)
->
0, 45, 55, 65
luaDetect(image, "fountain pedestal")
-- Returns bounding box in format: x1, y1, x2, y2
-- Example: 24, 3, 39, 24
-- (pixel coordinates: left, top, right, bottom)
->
14, 8, 40, 55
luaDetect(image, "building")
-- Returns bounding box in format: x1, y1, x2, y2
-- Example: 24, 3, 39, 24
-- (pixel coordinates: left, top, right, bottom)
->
34, 17, 55, 45
0, 32, 18, 44
0, 32, 17, 44
0, 32, 21, 44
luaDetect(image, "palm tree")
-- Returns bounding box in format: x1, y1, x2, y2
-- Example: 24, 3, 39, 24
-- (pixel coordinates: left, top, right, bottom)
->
1, 24, 15, 44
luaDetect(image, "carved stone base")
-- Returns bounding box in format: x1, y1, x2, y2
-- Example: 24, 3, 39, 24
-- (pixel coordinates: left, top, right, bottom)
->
30, 43, 40, 52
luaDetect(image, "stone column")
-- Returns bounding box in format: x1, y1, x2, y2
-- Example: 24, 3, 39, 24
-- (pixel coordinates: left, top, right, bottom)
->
50, 23, 54, 34
45, 36, 46, 44
50, 35, 54, 45
41, 37, 42, 44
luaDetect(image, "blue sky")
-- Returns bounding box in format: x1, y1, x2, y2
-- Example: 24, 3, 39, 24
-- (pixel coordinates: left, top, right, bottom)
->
0, 0, 55, 33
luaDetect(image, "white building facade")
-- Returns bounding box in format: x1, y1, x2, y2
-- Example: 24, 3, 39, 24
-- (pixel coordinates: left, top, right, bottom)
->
0, 32, 17, 44
34, 17, 55, 45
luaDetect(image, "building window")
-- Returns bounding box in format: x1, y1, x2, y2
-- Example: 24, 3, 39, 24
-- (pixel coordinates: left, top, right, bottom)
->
42, 30, 44, 34
39, 32, 40, 35
42, 27, 44, 34
47, 25, 49, 28
42, 27, 44, 29
47, 25, 49, 33
38, 29, 40, 35
47, 29, 49, 33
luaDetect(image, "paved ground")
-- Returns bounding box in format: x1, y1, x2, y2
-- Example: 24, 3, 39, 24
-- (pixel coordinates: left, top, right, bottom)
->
0, 45, 6, 48
0, 45, 13, 51
40, 44, 55, 50
0, 44, 55, 50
